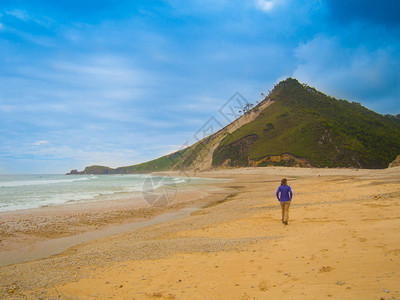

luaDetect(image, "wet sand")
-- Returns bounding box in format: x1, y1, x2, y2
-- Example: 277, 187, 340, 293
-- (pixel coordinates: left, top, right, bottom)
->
1, 167, 400, 299
0, 180, 234, 265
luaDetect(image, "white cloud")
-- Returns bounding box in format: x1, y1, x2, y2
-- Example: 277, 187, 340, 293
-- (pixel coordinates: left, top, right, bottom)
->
4, 9, 55, 30
1, 139, 140, 169
51, 55, 149, 93
6, 10, 29, 21
0, 54, 154, 123
160, 144, 188, 156
292, 35, 400, 112
255, 0, 288, 13
0, 105, 16, 112
256, 0, 275, 12
33, 140, 49, 146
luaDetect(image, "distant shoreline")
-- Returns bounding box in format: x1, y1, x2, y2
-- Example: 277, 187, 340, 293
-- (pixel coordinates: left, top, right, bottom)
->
0, 173, 223, 213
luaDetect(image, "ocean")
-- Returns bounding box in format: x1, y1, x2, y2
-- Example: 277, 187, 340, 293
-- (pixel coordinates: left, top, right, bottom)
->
0, 174, 211, 213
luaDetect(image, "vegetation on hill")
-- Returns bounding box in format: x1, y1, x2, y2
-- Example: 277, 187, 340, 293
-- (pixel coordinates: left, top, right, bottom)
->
213, 78, 400, 168
67, 78, 400, 174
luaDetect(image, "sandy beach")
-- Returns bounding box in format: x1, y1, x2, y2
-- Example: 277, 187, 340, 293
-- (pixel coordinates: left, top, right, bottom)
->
0, 179, 233, 265
1, 166, 400, 299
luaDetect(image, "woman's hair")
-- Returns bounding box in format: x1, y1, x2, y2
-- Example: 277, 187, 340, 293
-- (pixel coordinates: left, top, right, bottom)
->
281, 178, 288, 186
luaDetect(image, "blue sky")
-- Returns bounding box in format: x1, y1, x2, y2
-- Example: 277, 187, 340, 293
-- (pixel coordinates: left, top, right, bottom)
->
0, 0, 399, 174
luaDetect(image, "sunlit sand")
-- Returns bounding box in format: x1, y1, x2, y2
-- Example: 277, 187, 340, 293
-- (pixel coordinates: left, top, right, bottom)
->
1, 166, 399, 299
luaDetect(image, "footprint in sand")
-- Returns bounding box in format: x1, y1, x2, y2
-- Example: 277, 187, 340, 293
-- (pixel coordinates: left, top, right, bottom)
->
291, 276, 299, 281
258, 280, 269, 292
386, 249, 400, 256
319, 266, 334, 273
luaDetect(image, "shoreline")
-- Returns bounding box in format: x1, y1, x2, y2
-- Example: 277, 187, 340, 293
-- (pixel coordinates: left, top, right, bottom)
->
1, 166, 399, 299
0, 176, 235, 266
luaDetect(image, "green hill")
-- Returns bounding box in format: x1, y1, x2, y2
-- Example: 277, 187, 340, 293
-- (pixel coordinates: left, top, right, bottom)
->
67, 78, 400, 174
213, 78, 400, 168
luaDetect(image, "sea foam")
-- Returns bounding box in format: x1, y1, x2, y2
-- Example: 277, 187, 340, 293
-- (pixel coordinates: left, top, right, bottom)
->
0, 174, 208, 213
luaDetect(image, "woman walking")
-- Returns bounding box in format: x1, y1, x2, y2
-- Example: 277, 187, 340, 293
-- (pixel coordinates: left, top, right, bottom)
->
276, 178, 293, 225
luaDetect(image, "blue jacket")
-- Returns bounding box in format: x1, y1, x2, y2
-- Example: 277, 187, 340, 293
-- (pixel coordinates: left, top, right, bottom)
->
276, 185, 293, 202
